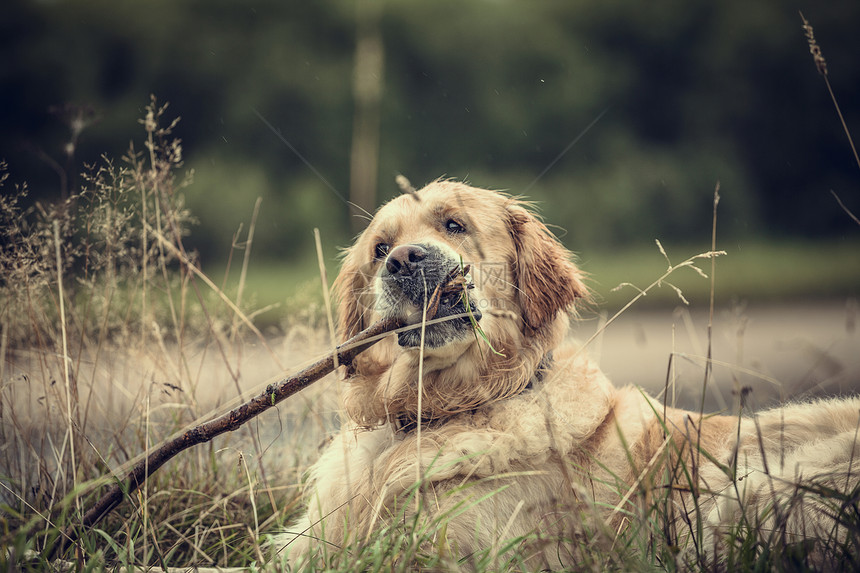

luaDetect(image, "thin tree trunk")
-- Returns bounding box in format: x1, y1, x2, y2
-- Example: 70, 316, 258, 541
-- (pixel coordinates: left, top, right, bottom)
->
349, 0, 384, 233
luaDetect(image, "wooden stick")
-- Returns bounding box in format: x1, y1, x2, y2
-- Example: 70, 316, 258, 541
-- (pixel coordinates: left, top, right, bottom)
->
51, 317, 403, 558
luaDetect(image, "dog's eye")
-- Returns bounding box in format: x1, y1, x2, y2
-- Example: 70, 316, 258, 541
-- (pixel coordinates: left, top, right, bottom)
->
374, 242, 390, 260
445, 219, 465, 234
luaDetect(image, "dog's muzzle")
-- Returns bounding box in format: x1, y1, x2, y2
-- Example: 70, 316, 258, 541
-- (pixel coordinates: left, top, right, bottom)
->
380, 243, 481, 348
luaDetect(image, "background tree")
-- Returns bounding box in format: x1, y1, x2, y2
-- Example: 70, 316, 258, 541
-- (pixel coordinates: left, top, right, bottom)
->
1, 0, 858, 264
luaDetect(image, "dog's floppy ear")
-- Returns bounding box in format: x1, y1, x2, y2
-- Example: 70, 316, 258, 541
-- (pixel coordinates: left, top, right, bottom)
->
332, 249, 367, 341
506, 203, 588, 331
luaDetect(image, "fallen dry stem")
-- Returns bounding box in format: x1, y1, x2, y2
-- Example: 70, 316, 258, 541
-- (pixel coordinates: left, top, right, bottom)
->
51, 316, 403, 559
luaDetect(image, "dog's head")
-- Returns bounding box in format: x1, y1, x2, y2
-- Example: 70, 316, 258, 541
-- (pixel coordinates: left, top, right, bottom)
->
335, 180, 588, 426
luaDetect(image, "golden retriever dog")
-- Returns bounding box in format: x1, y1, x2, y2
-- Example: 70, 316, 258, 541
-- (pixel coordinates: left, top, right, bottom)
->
276, 180, 860, 569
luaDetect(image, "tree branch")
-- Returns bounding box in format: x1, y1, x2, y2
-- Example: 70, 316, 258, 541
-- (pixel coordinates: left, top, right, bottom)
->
51, 316, 403, 558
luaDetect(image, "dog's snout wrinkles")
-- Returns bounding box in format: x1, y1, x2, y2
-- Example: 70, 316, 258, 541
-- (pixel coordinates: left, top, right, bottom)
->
385, 244, 427, 276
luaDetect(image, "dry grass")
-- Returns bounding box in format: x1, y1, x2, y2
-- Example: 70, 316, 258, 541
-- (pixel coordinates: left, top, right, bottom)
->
0, 98, 335, 570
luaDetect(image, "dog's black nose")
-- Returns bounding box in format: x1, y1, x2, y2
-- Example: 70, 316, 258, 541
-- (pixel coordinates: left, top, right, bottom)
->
385, 244, 427, 276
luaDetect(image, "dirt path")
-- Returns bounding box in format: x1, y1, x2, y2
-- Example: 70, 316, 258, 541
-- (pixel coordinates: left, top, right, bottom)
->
4, 299, 856, 477
577, 298, 859, 412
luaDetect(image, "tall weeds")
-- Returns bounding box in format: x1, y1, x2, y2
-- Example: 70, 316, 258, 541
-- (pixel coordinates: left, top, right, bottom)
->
0, 97, 323, 570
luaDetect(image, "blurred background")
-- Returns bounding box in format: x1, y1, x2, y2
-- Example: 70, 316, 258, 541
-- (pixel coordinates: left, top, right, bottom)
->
2, 0, 859, 310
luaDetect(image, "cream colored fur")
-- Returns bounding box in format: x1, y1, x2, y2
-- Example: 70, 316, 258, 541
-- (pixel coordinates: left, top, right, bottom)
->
273, 181, 860, 569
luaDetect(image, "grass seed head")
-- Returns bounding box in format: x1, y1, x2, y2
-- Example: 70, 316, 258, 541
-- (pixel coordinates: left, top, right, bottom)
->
800, 12, 828, 77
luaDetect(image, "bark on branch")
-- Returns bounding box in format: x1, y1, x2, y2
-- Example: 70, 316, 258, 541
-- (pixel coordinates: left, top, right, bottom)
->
52, 317, 403, 558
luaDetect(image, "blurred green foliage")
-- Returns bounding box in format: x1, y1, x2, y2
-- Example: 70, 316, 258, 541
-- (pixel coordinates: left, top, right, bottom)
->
2, 0, 859, 267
